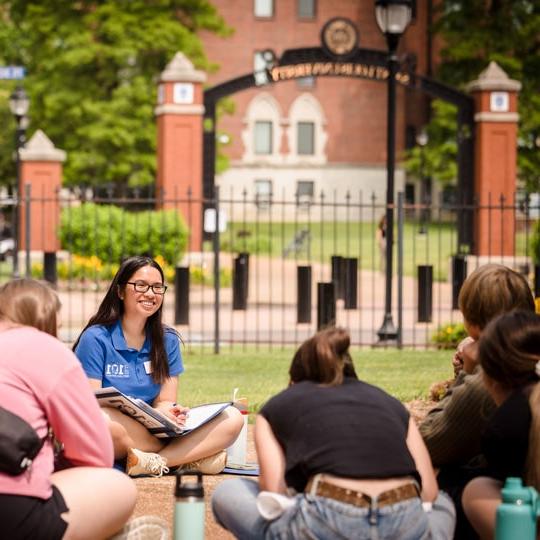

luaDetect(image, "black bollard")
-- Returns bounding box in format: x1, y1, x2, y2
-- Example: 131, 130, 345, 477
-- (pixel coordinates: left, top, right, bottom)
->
174, 266, 190, 325
43, 252, 57, 286
451, 255, 467, 310
233, 252, 250, 310
331, 255, 345, 300
417, 265, 433, 323
343, 257, 358, 310
297, 265, 312, 323
317, 282, 336, 330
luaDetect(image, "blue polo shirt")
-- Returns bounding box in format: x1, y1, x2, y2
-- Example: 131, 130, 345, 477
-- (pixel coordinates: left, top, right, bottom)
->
75, 320, 183, 404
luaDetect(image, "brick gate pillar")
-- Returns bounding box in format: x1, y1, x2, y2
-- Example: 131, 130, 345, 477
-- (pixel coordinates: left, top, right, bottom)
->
155, 52, 206, 252
467, 61, 521, 256
19, 130, 65, 252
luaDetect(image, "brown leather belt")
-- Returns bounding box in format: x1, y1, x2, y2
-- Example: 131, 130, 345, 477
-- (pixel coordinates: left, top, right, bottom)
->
305, 477, 419, 509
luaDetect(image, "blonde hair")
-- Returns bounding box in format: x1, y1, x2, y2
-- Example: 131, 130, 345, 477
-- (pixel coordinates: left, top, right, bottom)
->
0, 278, 61, 337
458, 264, 534, 330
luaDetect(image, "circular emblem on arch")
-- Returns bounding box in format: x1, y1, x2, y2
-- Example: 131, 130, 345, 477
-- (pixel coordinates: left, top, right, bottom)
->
321, 17, 359, 60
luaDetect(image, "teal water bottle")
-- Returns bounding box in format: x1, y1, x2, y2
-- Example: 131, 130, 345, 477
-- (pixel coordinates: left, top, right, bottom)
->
174, 471, 205, 540
495, 477, 538, 540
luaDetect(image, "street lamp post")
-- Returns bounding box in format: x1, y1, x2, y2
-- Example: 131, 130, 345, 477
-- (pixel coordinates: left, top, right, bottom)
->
416, 128, 429, 234
8, 86, 30, 278
375, 0, 412, 341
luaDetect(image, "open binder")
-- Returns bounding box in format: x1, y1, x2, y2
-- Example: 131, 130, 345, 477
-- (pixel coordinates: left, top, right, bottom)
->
95, 387, 231, 439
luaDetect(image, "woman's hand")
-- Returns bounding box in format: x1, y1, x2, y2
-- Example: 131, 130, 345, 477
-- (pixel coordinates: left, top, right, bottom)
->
154, 401, 189, 426
452, 336, 475, 376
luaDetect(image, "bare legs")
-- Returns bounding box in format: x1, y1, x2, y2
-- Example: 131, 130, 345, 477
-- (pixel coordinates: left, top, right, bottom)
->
161, 406, 243, 466
104, 405, 244, 467
462, 476, 502, 540
52, 467, 136, 539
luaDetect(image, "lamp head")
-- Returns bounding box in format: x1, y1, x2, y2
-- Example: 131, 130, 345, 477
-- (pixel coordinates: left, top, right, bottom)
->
375, 0, 413, 36
9, 86, 30, 119
416, 129, 428, 147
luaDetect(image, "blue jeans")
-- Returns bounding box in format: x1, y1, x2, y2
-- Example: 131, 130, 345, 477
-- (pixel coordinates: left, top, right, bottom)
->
212, 478, 456, 540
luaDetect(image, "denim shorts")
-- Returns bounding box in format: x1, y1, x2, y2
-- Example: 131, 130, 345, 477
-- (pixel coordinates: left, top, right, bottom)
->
212, 478, 455, 540
0, 485, 69, 540
267, 492, 431, 540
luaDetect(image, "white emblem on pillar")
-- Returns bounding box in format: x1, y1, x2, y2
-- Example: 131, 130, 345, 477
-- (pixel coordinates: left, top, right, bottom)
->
173, 83, 194, 104
490, 91, 509, 112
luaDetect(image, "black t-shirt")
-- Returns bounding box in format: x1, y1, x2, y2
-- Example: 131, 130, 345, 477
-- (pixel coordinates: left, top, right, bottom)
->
482, 388, 532, 482
259, 377, 420, 492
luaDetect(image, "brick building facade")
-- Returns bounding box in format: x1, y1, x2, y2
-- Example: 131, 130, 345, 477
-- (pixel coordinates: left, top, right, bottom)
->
199, 0, 436, 217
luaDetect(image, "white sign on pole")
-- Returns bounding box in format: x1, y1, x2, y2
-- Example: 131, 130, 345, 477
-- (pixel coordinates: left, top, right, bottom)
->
204, 208, 227, 233
0, 66, 26, 80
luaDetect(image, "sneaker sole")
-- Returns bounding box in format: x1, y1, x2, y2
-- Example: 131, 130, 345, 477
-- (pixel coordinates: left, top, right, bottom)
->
110, 516, 169, 540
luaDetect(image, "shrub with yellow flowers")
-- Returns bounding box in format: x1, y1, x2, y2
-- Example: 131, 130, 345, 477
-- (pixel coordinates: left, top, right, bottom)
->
432, 322, 468, 349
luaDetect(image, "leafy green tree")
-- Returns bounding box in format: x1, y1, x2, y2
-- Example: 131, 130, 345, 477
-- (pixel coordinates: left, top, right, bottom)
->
407, 0, 540, 192
0, 0, 230, 189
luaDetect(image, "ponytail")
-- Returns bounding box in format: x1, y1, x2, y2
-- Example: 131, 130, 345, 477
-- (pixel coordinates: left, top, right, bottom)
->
289, 327, 356, 386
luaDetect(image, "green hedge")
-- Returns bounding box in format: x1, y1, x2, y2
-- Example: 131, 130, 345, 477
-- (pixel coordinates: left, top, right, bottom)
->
60, 203, 188, 266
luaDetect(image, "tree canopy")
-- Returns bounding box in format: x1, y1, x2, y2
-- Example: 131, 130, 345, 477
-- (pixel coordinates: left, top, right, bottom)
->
0, 0, 230, 189
407, 0, 540, 192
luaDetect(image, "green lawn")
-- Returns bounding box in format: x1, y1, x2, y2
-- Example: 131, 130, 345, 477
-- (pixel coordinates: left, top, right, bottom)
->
218, 220, 531, 281
177, 347, 453, 413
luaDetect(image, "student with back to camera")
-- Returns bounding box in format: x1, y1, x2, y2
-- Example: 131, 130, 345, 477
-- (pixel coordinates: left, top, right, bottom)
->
419, 264, 535, 538
462, 310, 540, 539
73, 255, 243, 477
0, 278, 139, 540
212, 327, 456, 539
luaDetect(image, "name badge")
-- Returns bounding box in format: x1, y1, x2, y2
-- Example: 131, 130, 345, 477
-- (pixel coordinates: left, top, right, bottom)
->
144, 361, 153, 374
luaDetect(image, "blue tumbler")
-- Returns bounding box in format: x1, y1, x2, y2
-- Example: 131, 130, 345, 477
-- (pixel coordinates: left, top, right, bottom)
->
173, 471, 205, 540
495, 477, 538, 540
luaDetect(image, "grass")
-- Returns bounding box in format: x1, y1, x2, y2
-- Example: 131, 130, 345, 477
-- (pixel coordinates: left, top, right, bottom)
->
217, 220, 531, 281
177, 347, 453, 414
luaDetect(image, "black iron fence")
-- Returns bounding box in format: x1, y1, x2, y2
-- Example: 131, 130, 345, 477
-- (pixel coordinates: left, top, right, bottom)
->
0, 185, 537, 351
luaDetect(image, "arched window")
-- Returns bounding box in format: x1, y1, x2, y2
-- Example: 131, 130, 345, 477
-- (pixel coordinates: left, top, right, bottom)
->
286, 93, 327, 164
242, 93, 283, 164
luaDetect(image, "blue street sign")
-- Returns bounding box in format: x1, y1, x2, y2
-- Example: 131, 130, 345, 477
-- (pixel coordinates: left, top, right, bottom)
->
0, 66, 26, 80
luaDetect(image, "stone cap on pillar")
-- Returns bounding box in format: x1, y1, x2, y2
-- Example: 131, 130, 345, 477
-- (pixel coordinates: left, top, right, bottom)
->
467, 62, 521, 122
159, 52, 206, 83
19, 129, 67, 162
155, 52, 207, 116
466, 61, 521, 93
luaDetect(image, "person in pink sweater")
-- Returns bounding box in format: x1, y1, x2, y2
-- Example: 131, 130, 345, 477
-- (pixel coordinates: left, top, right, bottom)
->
0, 279, 137, 539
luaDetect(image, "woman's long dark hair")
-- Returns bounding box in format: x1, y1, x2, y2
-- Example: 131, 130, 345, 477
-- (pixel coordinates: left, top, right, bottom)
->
73, 256, 175, 384
289, 326, 357, 386
479, 310, 540, 489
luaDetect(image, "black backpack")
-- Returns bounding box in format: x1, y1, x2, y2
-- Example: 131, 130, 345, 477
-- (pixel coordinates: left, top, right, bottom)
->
0, 406, 49, 476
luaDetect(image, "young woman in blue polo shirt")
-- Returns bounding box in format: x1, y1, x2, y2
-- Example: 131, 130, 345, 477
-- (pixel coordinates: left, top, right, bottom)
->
74, 256, 243, 477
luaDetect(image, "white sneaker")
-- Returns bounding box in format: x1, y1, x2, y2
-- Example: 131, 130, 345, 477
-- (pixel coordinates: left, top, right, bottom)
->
179, 450, 227, 475
126, 448, 169, 478
109, 515, 169, 540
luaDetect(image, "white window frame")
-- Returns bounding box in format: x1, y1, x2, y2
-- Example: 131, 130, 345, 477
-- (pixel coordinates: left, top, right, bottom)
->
254, 179, 273, 209
296, 180, 315, 208
254, 0, 273, 18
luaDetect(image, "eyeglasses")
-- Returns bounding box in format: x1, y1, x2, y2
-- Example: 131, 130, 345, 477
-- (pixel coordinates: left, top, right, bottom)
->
125, 281, 168, 295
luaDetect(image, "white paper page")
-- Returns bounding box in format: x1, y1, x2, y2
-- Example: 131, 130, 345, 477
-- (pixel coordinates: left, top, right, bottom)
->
184, 403, 228, 431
